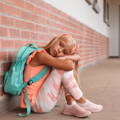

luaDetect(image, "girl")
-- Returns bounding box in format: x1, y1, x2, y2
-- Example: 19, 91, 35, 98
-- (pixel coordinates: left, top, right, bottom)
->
20, 34, 103, 118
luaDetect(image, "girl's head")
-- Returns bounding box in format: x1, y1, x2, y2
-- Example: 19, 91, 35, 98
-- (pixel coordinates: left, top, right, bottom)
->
44, 34, 80, 85
45, 34, 77, 57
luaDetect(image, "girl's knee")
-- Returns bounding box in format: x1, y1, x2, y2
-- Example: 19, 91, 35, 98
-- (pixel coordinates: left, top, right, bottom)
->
52, 68, 74, 79
54, 68, 73, 74
52, 68, 65, 75
63, 70, 74, 76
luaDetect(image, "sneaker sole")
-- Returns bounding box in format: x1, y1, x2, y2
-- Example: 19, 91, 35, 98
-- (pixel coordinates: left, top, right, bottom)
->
62, 110, 90, 118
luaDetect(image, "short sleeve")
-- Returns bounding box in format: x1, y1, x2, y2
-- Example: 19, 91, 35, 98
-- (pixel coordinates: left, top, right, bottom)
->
26, 49, 46, 65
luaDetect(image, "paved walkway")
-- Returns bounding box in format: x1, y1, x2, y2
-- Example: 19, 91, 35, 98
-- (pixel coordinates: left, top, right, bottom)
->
0, 58, 120, 120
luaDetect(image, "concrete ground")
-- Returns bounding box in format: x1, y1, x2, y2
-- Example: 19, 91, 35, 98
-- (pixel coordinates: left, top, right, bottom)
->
0, 58, 120, 120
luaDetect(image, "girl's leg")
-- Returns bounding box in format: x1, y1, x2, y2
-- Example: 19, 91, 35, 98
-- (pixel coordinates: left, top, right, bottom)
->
61, 70, 85, 104
61, 70, 83, 100
32, 68, 63, 113
62, 70, 103, 113
32, 68, 91, 117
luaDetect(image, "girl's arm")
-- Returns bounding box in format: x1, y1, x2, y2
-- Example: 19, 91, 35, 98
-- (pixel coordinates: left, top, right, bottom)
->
58, 54, 80, 62
29, 51, 75, 71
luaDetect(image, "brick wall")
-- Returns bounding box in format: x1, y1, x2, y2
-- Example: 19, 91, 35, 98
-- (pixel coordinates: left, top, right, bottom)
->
0, 0, 109, 97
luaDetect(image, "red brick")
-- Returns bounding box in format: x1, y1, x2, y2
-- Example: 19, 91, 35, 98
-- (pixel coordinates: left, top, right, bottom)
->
0, 27, 8, 37
0, 16, 1, 24
4, 0, 24, 8
8, 28, 21, 38
1, 40, 15, 48
21, 31, 31, 39
14, 40, 27, 48
1, 16, 14, 26
0, 2, 21, 17
22, 22, 35, 31
21, 11, 38, 22
24, 2, 35, 11
0, 51, 8, 61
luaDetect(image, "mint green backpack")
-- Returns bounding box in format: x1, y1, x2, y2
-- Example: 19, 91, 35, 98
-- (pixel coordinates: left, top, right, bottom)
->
3, 44, 49, 117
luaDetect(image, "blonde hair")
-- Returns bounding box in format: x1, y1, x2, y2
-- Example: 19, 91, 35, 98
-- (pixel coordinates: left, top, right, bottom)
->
43, 34, 80, 85
44, 34, 76, 49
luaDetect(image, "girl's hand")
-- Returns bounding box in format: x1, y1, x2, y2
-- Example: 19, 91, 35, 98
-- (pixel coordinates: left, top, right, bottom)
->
66, 54, 80, 61
71, 44, 80, 54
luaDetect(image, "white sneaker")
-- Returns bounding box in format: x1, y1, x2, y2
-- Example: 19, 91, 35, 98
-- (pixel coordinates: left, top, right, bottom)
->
78, 100, 103, 113
62, 101, 91, 118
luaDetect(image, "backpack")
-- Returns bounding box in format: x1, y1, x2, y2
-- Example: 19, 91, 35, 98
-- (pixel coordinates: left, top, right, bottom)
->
3, 43, 49, 117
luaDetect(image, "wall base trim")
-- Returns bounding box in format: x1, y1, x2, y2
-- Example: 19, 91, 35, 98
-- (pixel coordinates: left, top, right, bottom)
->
109, 56, 120, 58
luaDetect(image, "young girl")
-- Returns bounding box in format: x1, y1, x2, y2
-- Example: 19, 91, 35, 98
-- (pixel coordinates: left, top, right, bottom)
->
20, 34, 103, 118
